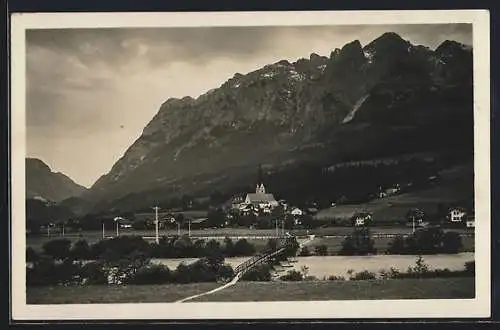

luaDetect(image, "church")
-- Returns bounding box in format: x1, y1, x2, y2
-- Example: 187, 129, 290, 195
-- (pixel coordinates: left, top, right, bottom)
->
244, 165, 279, 209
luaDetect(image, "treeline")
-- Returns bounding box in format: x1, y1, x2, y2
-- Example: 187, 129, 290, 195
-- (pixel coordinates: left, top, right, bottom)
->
26, 235, 298, 287
296, 227, 465, 257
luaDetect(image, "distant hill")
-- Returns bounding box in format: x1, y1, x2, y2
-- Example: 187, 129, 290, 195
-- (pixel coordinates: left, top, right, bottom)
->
26, 158, 87, 202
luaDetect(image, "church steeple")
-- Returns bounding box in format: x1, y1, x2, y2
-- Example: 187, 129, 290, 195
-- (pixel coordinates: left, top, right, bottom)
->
255, 164, 266, 194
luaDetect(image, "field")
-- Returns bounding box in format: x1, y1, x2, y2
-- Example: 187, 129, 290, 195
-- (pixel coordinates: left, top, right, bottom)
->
27, 282, 220, 304
27, 277, 474, 304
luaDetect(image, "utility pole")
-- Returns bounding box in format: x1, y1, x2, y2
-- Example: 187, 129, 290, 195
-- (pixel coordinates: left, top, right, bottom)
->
114, 217, 120, 237
275, 219, 279, 238
102, 221, 105, 239
412, 216, 415, 234
188, 219, 191, 237
153, 206, 160, 244
177, 221, 181, 236
61, 223, 65, 237
281, 218, 285, 237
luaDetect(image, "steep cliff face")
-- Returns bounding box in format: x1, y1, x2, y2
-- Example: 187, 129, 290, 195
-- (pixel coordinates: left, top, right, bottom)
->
85, 32, 473, 212
26, 158, 87, 202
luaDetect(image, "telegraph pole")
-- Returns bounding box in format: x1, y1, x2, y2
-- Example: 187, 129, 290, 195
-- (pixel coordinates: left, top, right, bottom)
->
102, 221, 105, 239
114, 217, 120, 237
275, 219, 279, 238
153, 206, 160, 244
188, 219, 191, 237
412, 216, 415, 234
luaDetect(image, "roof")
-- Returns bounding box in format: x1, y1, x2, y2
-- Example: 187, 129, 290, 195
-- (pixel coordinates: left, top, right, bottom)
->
246, 193, 277, 203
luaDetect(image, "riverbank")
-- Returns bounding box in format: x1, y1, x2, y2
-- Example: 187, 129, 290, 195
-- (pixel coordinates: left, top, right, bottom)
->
27, 277, 474, 304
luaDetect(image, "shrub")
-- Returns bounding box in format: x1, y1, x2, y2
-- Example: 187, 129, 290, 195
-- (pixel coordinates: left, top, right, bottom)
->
70, 239, 92, 260
315, 244, 328, 256
407, 256, 430, 275
128, 264, 172, 285
464, 261, 475, 274
232, 239, 256, 256
339, 228, 376, 255
299, 246, 311, 256
216, 264, 235, 282
172, 259, 218, 283
42, 239, 72, 260
327, 275, 346, 281
349, 270, 377, 281
80, 261, 107, 285
241, 264, 272, 281
280, 270, 303, 281
386, 235, 407, 254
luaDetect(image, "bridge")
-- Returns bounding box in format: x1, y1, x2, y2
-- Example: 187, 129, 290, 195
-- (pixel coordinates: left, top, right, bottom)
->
174, 234, 314, 303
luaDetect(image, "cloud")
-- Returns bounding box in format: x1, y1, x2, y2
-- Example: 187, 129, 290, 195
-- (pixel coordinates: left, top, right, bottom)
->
25, 24, 472, 187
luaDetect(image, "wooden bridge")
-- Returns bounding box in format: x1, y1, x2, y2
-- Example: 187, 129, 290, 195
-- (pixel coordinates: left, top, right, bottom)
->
233, 236, 295, 277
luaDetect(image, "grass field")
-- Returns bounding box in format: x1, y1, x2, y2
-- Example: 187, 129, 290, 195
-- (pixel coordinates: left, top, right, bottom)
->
191, 278, 475, 302
26, 277, 474, 304
27, 282, 220, 304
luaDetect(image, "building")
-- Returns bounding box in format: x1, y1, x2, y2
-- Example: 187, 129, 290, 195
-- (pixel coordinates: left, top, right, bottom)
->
449, 207, 467, 223
245, 184, 279, 209
352, 212, 372, 227
290, 208, 303, 216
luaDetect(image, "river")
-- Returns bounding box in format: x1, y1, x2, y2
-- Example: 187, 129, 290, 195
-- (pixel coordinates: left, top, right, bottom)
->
152, 252, 474, 279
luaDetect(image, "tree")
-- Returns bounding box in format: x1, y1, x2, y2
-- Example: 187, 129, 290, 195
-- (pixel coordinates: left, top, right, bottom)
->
42, 239, 72, 260
223, 236, 235, 257
339, 228, 376, 255
70, 239, 91, 260
233, 239, 256, 256
387, 235, 407, 254
299, 246, 311, 256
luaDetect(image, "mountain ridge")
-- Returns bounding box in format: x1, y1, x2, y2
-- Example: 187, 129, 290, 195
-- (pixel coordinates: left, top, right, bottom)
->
80, 33, 473, 214
26, 157, 87, 203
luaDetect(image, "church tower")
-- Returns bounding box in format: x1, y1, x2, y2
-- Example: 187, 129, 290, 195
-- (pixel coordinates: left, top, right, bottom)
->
255, 164, 266, 194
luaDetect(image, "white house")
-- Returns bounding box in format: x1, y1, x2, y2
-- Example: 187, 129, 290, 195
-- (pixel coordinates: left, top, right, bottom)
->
449, 207, 467, 223
290, 208, 303, 216
352, 212, 372, 226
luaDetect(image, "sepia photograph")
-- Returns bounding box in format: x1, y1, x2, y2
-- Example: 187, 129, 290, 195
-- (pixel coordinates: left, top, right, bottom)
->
10, 10, 490, 320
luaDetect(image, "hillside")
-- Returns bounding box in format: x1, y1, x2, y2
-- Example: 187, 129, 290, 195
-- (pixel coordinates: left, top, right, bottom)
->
314, 163, 474, 223
26, 158, 87, 203
80, 32, 473, 214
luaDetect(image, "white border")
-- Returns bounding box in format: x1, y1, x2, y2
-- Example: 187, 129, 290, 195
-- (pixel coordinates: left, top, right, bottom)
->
10, 10, 491, 320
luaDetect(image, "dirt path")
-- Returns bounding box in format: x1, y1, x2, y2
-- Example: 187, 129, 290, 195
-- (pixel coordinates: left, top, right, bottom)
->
174, 236, 315, 303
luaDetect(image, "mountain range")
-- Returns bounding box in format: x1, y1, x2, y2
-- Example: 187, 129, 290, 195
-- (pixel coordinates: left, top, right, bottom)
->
26, 158, 87, 203
27, 32, 474, 215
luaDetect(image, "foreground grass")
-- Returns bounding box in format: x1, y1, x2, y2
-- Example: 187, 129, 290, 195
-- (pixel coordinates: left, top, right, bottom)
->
27, 277, 474, 304
191, 278, 475, 302
27, 283, 220, 304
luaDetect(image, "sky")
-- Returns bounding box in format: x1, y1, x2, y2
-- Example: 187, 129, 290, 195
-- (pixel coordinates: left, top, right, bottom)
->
26, 24, 472, 188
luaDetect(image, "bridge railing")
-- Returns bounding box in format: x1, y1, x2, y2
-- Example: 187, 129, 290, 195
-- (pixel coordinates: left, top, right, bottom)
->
233, 237, 295, 275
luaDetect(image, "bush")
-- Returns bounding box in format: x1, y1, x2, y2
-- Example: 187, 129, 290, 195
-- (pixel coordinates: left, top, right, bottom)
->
128, 264, 172, 285
327, 275, 346, 281
315, 244, 328, 256
464, 261, 475, 274
339, 228, 376, 255
232, 239, 256, 256
80, 261, 107, 285
216, 264, 235, 282
280, 270, 303, 281
172, 259, 218, 283
299, 246, 311, 256
42, 239, 72, 260
70, 240, 92, 260
240, 264, 272, 281
349, 270, 377, 281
